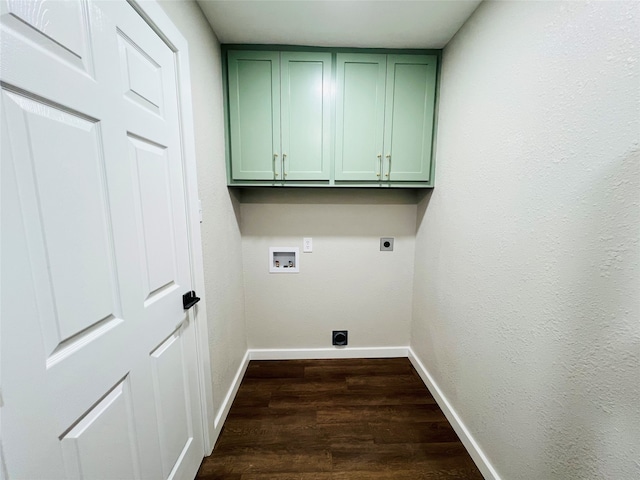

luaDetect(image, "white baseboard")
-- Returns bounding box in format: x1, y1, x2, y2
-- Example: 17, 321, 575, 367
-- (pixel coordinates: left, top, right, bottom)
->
208, 350, 250, 454
248, 346, 409, 360
408, 348, 501, 480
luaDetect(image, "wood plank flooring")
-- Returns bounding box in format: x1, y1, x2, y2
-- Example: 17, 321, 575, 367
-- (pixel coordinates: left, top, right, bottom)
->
195, 358, 483, 479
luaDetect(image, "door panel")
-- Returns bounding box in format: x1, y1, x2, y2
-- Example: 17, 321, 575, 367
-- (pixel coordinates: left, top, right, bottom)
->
60, 377, 141, 480
228, 51, 280, 180
128, 135, 178, 302
117, 31, 164, 116
3, 0, 94, 74
1, 1, 204, 479
281, 52, 331, 180
2, 91, 122, 360
151, 328, 194, 478
384, 55, 437, 182
335, 53, 386, 181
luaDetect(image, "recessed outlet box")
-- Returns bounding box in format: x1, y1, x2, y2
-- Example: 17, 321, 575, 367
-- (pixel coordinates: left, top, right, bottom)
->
380, 237, 394, 251
269, 247, 299, 273
332, 330, 348, 346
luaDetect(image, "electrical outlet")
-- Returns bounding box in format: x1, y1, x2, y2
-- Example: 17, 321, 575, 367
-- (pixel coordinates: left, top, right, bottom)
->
380, 237, 394, 251
303, 237, 312, 253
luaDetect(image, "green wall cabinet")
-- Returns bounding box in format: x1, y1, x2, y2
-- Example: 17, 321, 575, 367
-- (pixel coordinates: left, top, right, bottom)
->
335, 53, 437, 183
227, 51, 332, 181
225, 47, 439, 187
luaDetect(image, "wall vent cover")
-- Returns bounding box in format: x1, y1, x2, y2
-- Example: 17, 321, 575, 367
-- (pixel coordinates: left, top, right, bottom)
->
332, 330, 348, 346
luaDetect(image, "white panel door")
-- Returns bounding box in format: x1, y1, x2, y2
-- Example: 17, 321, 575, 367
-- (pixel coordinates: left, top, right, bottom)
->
0, 1, 204, 479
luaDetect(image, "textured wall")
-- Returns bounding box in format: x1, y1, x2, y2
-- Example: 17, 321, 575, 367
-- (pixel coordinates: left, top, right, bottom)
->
241, 189, 417, 350
411, 1, 640, 479
158, 0, 247, 416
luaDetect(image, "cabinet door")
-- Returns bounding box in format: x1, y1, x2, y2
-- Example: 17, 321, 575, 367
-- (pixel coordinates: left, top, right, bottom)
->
335, 53, 387, 181
281, 52, 331, 180
228, 51, 280, 180
383, 55, 437, 182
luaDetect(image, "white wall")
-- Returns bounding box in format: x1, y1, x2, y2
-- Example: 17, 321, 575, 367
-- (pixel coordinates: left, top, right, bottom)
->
411, 1, 640, 479
158, 0, 247, 418
241, 189, 417, 351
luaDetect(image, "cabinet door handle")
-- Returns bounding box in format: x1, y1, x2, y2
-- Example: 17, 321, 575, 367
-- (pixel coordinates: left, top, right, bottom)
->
283, 153, 287, 177
385, 154, 391, 178
377, 154, 382, 177
274, 153, 279, 177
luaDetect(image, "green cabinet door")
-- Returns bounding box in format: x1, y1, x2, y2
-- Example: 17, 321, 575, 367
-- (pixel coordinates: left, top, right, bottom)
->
383, 55, 437, 182
228, 51, 280, 180
335, 53, 387, 181
281, 52, 331, 180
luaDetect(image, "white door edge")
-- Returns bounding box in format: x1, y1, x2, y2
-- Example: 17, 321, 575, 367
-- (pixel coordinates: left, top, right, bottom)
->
127, 0, 215, 454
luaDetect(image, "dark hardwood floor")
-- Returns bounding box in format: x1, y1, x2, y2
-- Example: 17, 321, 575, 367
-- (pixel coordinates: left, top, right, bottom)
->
195, 358, 483, 479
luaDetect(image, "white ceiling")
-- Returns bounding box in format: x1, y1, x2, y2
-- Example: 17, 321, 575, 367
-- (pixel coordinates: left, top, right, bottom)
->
197, 0, 482, 49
